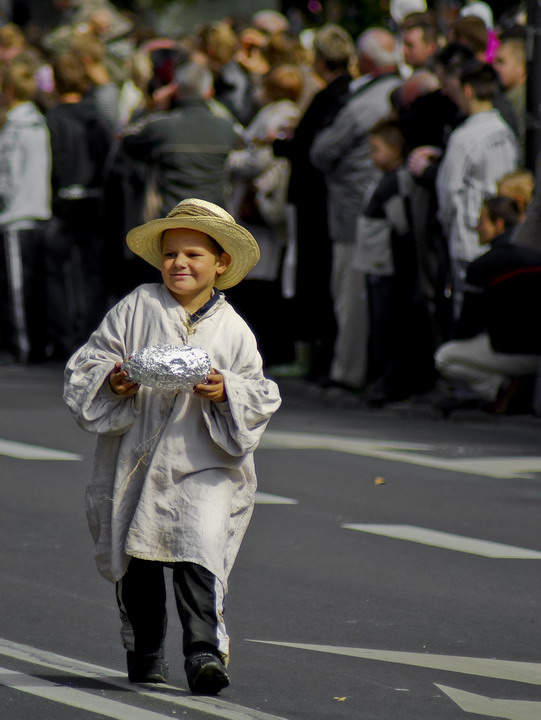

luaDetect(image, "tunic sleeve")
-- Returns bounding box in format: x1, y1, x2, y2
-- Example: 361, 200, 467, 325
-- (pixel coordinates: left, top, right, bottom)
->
200, 322, 281, 456
63, 298, 142, 436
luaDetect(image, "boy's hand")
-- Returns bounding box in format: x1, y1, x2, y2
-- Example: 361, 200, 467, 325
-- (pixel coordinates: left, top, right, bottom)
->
108, 362, 140, 396
193, 369, 227, 403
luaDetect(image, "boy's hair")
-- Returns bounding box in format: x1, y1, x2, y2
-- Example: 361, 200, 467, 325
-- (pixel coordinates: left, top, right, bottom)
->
369, 118, 406, 156
483, 195, 521, 228
450, 15, 488, 55
1, 60, 36, 101
313, 24, 354, 72
160, 230, 225, 257
262, 63, 303, 102
52, 52, 89, 96
460, 60, 498, 102
497, 168, 534, 210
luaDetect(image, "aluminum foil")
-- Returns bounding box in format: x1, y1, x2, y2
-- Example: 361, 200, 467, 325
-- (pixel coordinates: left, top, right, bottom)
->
121, 344, 211, 390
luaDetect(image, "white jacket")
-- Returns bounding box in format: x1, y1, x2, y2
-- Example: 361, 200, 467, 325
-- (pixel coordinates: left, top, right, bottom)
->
0, 102, 51, 226
64, 284, 281, 585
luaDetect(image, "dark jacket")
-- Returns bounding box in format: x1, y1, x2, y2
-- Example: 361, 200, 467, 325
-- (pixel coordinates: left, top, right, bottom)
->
273, 72, 352, 209
121, 97, 239, 214
46, 98, 112, 220
456, 229, 541, 351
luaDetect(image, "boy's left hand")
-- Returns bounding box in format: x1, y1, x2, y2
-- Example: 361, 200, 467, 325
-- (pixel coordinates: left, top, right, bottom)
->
193, 369, 227, 403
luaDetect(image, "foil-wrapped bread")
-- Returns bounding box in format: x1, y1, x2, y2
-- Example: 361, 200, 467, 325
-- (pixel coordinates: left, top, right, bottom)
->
121, 344, 211, 390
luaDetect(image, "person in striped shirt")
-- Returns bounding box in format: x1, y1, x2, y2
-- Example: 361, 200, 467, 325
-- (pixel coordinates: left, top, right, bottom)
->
436, 60, 518, 318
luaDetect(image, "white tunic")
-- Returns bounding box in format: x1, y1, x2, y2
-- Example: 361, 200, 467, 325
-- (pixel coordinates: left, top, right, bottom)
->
64, 284, 281, 585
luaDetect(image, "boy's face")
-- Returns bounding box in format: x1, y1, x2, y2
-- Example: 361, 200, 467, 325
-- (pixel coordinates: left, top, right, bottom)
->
160, 228, 230, 310
494, 44, 525, 90
476, 205, 502, 245
370, 135, 401, 172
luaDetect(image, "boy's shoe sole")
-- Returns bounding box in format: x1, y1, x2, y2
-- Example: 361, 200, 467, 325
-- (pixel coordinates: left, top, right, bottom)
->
185, 651, 230, 694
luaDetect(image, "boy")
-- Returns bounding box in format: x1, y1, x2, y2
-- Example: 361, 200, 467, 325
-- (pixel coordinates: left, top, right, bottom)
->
64, 198, 281, 693
355, 119, 435, 405
435, 196, 541, 414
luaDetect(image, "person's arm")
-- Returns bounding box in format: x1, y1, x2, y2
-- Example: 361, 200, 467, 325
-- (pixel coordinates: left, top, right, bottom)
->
199, 318, 281, 457
310, 102, 357, 173
435, 134, 468, 234
64, 299, 142, 436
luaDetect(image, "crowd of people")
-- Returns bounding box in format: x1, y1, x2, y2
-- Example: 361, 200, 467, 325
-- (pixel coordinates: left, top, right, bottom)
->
0, 0, 540, 415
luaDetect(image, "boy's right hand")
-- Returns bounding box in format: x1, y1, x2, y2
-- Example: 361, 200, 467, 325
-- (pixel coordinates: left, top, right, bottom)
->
108, 362, 140, 396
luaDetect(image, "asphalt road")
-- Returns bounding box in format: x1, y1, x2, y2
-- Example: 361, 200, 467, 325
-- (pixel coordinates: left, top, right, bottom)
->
0, 364, 540, 720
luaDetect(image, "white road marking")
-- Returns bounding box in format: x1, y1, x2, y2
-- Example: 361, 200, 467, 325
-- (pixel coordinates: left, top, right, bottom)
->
342, 524, 541, 559
0, 638, 288, 720
436, 683, 541, 720
260, 430, 541, 479
247, 641, 541, 686
0, 666, 171, 720
255, 492, 298, 504
0, 439, 82, 461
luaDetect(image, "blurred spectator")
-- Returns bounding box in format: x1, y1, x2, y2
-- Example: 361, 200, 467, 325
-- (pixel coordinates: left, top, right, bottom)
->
355, 119, 436, 404
71, 32, 121, 131
0, 60, 51, 364
448, 15, 488, 61
45, 51, 112, 357
226, 64, 303, 366
400, 13, 440, 71
310, 27, 402, 389
458, 0, 498, 62
494, 30, 526, 164
272, 23, 355, 383
252, 9, 290, 35
263, 30, 321, 113
497, 168, 533, 223
435, 195, 541, 415
120, 60, 239, 220
117, 44, 153, 128
390, 0, 428, 25
436, 61, 518, 316
197, 22, 254, 125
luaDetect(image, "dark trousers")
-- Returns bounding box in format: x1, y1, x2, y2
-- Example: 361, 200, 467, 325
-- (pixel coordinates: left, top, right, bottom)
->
0, 226, 48, 362
116, 558, 222, 658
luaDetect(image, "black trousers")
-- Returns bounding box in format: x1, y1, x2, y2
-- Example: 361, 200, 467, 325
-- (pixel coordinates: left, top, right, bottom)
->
0, 226, 48, 362
116, 558, 222, 658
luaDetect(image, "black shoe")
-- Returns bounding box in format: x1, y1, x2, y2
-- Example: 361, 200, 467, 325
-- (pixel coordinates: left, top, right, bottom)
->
435, 394, 481, 418
184, 650, 230, 694
127, 650, 169, 683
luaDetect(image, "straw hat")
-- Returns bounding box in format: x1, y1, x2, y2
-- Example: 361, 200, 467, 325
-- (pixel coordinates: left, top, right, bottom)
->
126, 198, 260, 290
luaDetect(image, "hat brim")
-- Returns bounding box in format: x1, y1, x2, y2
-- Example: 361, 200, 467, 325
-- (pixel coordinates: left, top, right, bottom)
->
126, 216, 260, 290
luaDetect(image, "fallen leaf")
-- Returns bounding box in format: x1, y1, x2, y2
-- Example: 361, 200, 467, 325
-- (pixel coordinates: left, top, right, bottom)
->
374, 476, 386, 485
334, 697, 348, 702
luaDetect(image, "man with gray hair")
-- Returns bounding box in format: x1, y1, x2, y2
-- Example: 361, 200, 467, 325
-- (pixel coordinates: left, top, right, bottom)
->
121, 61, 240, 216
310, 28, 402, 390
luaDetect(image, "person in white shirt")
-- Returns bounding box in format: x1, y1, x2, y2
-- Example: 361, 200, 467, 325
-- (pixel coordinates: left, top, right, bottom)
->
436, 60, 518, 318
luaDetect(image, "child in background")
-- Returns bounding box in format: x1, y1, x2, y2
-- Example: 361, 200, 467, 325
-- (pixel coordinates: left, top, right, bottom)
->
435, 195, 541, 415
354, 118, 435, 405
64, 198, 281, 694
